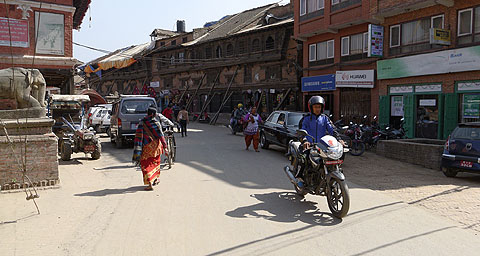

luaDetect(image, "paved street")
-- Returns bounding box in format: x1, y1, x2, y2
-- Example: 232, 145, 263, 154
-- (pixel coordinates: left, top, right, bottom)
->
1, 123, 480, 256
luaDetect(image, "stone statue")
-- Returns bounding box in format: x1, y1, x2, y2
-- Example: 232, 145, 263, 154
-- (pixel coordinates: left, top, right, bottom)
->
0, 67, 47, 109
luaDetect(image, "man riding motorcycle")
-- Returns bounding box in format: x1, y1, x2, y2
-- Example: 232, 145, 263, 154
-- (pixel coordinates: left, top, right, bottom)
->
296, 96, 345, 181
231, 103, 247, 128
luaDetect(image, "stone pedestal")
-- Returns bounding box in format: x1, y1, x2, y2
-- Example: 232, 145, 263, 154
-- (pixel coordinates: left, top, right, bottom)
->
0, 118, 58, 191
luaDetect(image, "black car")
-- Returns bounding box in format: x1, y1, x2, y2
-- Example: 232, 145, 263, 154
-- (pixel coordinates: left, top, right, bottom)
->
259, 111, 307, 149
441, 122, 480, 177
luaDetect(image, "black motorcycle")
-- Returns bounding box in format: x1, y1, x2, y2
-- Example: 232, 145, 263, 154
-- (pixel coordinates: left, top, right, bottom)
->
284, 130, 351, 218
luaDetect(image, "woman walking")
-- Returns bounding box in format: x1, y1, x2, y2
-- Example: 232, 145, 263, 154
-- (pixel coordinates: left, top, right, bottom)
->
177, 106, 189, 137
243, 106, 262, 152
133, 107, 167, 191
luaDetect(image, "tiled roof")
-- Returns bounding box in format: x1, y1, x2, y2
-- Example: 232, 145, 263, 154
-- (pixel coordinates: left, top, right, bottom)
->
73, 0, 91, 29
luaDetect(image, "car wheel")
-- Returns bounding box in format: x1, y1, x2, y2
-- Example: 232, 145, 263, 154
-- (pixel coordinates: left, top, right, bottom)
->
442, 167, 458, 178
260, 132, 269, 149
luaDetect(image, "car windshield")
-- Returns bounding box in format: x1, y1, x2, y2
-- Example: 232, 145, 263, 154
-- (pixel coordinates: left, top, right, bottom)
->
287, 113, 304, 127
121, 100, 155, 114
452, 127, 480, 140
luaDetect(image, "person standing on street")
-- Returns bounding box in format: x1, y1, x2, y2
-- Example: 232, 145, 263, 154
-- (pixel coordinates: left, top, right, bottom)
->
177, 106, 189, 137
162, 105, 174, 121
243, 106, 262, 152
172, 104, 180, 121
133, 107, 167, 191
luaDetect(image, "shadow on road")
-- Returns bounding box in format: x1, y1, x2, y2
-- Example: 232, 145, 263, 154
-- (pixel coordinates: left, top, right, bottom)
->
226, 192, 342, 226
73, 186, 146, 197
59, 158, 84, 166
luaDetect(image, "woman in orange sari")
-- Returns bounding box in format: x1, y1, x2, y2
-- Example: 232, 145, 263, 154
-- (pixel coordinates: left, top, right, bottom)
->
133, 107, 167, 191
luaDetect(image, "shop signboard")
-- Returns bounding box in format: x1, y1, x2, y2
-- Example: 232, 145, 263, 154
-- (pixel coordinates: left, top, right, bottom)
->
430, 28, 451, 45
415, 84, 442, 93
377, 45, 480, 80
391, 96, 404, 117
463, 94, 480, 119
0, 18, 29, 48
150, 81, 160, 88
336, 70, 374, 88
301, 74, 335, 92
368, 24, 384, 58
419, 99, 436, 107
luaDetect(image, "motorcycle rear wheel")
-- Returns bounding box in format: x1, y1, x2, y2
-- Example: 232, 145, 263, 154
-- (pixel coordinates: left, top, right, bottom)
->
349, 140, 365, 156
326, 178, 350, 219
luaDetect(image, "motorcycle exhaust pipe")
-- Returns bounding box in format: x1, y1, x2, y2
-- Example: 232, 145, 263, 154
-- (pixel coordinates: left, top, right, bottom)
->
284, 166, 298, 185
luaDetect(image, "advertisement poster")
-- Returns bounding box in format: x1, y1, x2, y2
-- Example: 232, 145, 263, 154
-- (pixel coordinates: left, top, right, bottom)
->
0, 18, 29, 48
463, 94, 480, 119
368, 24, 384, 58
391, 96, 404, 117
35, 12, 65, 55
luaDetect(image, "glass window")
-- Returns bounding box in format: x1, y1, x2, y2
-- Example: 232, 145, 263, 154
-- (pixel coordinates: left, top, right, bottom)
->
350, 33, 363, 55
309, 44, 317, 62
458, 9, 473, 36
327, 40, 334, 58
316, 41, 327, 60
277, 113, 286, 125
363, 32, 369, 53
390, 25, 400, 47
475, 7, 480, 33
179, 52, 185, 63
317, 0, 324, 9
452, 127, 480, 140
267, 112, 280, 123
121, 100, 156, 114
401, 19, 430, 45
307, 0, 317, 14
300, 0, 306, 16
341, 37, 349, 56
431, 15, 444, 29
287, 113, 304, 127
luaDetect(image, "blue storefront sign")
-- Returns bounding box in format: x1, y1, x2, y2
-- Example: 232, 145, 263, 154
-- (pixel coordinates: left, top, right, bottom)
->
301, 74, 336, 92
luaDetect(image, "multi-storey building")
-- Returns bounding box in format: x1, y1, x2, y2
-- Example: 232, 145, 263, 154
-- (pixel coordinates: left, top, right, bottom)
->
294, 0, 382, 123
376, 0, 480, 139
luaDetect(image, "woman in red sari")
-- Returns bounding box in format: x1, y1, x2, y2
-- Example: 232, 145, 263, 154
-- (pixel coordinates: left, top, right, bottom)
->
133, 107, 167, 191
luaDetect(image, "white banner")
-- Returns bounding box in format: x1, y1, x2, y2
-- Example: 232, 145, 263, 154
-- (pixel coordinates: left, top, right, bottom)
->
150, 81, 160, 88
336, 70, 374, 88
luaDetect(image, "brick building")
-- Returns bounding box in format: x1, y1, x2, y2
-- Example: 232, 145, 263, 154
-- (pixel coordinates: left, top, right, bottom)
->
376, 0, 480, 140
294, 0, 382, 123
87, 3, 302, 118
0, 0, 90, 94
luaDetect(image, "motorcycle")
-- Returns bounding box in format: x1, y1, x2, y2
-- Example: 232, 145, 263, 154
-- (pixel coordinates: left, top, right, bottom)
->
193, 112, 211, 123
228, 118, 244, 135
345, 121, 365, 156
284, 129, 351, 218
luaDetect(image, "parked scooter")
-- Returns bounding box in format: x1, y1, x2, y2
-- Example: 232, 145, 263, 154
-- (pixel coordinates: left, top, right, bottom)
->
284, 129, 350, 218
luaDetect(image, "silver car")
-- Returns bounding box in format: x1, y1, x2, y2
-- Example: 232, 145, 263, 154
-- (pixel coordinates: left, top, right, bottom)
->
110, 96, 157, 148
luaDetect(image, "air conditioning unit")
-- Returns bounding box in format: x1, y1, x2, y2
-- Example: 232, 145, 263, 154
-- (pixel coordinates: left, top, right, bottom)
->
430, 28, 451, 46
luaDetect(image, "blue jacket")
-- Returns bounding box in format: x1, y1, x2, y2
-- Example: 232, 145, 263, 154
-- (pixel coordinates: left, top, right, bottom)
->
301, 113, 336, 143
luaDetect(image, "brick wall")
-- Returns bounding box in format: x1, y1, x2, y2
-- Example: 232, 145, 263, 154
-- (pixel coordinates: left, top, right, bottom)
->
377, 139, 445, 170
0, 133, 58, 190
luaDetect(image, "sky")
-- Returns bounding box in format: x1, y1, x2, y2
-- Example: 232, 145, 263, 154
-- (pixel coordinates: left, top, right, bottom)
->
73, 0, 289, 63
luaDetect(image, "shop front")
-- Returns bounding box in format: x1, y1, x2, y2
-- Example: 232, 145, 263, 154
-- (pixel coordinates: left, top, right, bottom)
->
378, 45, 480, 139
383, 84, 444, 140
336, 70, 375, 124
301, 74, 336, 115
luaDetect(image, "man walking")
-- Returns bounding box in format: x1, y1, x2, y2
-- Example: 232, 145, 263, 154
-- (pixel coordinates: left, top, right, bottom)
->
177, 106, 189, 137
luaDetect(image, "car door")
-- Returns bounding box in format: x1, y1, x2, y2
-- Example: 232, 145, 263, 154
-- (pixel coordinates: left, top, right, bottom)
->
273, 112, 286, 146
264, 112, 280, 143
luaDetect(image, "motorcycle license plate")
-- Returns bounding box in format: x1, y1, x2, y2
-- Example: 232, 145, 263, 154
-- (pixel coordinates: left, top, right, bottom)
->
460, 161, 473, 168
131, 123, 137, 130
84, 145, 96, 152
325, 160, 344, 165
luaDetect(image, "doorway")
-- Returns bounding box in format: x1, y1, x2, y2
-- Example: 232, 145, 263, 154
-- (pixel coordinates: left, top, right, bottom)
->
415, 95, 439, 139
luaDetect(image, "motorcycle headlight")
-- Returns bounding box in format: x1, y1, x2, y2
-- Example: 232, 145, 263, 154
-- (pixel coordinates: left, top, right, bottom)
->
326, 144, 344, 160
83, 133, 94, 140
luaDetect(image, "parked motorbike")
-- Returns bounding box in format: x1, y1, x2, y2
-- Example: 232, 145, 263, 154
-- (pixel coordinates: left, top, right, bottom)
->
228, 118, 244, 135
193, 112, 211, 123
284, 130, 351, 218
385, 117, 406, 139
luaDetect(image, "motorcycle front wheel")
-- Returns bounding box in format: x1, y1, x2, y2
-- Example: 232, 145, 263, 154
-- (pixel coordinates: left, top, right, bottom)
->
349, 140, 365, 156
326, 178, 350, 218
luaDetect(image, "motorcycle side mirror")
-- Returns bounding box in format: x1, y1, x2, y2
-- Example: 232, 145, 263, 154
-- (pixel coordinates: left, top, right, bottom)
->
296, 129, 308, 137
350, 121, 353, 125
364, 115, 367, 119
401, 117, 405, 121
374, 116, 377, 120
342, 126, 349, 129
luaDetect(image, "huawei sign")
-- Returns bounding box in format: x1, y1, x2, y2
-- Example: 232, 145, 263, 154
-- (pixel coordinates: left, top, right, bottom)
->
336, 70, 375, 88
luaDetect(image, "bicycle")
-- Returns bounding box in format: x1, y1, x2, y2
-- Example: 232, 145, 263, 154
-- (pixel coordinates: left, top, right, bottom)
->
164, 126, 177, 169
